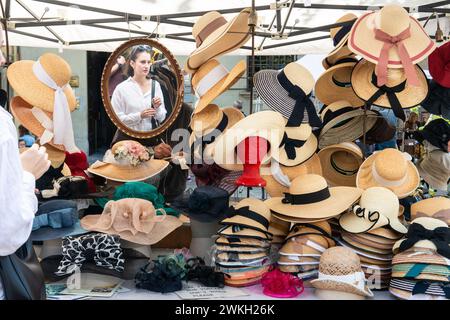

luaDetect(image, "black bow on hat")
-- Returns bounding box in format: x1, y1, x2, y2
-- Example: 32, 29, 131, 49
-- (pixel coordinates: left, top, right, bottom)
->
412, 280, 450, 299
224, 205, 270, 230
279, 132, 306, 160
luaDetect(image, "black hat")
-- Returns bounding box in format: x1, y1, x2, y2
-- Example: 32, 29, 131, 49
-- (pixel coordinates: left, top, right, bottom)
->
420, 118, 450, 153
421, 80, 450, 120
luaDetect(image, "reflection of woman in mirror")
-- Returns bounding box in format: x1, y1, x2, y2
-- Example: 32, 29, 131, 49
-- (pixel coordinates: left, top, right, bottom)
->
108, 55, 127, 97
111, 45, 167, 131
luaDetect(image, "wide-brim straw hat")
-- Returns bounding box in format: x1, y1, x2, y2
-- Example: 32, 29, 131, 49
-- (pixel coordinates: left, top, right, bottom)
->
356, 148, 420, 199
215, 236, 270, 248
217, 225, 272, 241
336, 238, 393, 261
348, 5, 435, 69
266, 174, 362, 220
285, 221, 335, 247
350, 231, 399, 246
191, 59, 246, 114
216, 245, 268, 254
213, 110, 285, 171
351, 59, 429, 109
271, 212, 341, 224
315, 61, 364, 106
218, 265, 269, 281
342, 232, 397, 250
318, 101, 378, 149
216, 251, 268, 263
318, 142, 363, 187
268, 215, 290, 237
253, 62, 315, 121
392, 263, 449, 282
278, 254, 320, 265
7, 53, 77, 112
185, 8, 252, 73
416, 153, 450, 191
411, 197, 450, 226
44, 143, 66, 168
224, 275, 263, 287
392, 248, 450, 267
11, 96, 65, 151
262, 152, 322, 198
280, 236, 330, 257
341, 234, 393, 255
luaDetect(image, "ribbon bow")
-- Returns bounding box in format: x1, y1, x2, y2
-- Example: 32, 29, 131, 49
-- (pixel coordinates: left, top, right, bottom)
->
412, 280, 450, 299
225, 206, 251, 219
225, 206, 270, 230
374, 27, 420, 87
398, 223, 450, 259
279, 132, 306, 160
55, 233, 125, 275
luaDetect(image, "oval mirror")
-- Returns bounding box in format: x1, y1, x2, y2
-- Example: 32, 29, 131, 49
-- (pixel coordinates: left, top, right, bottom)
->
101, 38, 184, 139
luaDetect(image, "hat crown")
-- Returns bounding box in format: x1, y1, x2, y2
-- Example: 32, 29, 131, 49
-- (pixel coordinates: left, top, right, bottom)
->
189, 186, 228, 212
374, 149, 407, 180
375, 5, 410, 36
359, 187, 399, 219
330, 13, 357, 38
331, 150, 360, 171
290, 174, 328, 195
190, 104, 222, 133
320, 100, 353, 121
319, 247, 362, 275
39, 53, 72, 87
283, 62, 314, 95
411, 197, 450, 222
191, 59, 225, 90
235, 198, 271, 223
192, 11, 224, 38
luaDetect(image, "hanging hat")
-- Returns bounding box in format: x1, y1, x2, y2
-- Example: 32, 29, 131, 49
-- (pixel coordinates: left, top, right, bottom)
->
87, 140, 168, 182
356, 148, 420, 199
340, 187, 408, 234
318, 101, 378, 148
428, 39, 450, 88
10, 96, 65, 151
318, 142, 363, 187
213, 110, 285, 171
253, 62, 322, 127
322, 14, 358, 69
421, 80, 450, 120
184, 8, 252, 73
316, 59, 364, 106
191, 59, 246, 114
170, 186, 229, 223
189, 105, 244, 162
359, 109, 396, 144
220, 198, 271, 235
266, 174, 362, 221
81, 198, 183, 245
420, 118, 450, 153
311, 246, 374, 298
262, 153, 322, 198
7, 53, 79, 152
351, 59, 428, 122
348, 4, 435, 87
42, 143, 66, 168
393, 217, 450, 258
416, 147, 450, 192
411, 197, 450, 226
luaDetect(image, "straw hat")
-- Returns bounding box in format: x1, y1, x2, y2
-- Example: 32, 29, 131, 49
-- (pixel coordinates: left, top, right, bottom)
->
191, 59, 246, 114
356, 148, 420, 199
224, 275, 263, 287
217, 225, 272, 241
218, 265, 269, 281
185, 8, 252, 73
343, 232, 395, 250
392, 217, 449, 255
340, 234, 394, 255
7, 53, 77, 112
411, 197, 450, 226
220, 198, 271, 234
285, 221, 335, 247
416, 150, 450, 192
278, 264, 319, 274
271, 212, 341, 224
392, 263, 449, 282
351, 59, 429, 112
213, 110, 285, 171
80, 198, 183, 245
11, 96, 65, 151
389, 279, 449, 300
318, 142, 363, 187
216, 251, 267, 263
280, 236, 330, 257
311, 246, 374, 298
318, 100, 378, 149
322, 14, 358, 69
392, 248, 450, 267
266, 174, 362, 220
262, 152, 322, 198
268, 215, 290, 237
253, 62, 320, 126
315, 61, 364, 106
87, 140, 168, 182
216, 245, 267, 254
278, 255, 320, 266
44, 143, 66, 168
339, 187, 408, 234
367, 226, 404, 241
348, 5, 435, 70
336, 238, 393, 261
215, 236, 270, 248
350, 232, 398, 246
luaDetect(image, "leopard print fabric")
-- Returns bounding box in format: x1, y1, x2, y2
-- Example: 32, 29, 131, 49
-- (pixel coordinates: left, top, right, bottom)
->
55, 233, 125, 276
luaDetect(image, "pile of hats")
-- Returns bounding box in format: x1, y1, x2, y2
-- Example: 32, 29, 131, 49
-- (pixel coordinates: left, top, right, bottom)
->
214, 198, 273, 287
268, 215, 290, 245
389, 198, 450, 300
337, 187, 408, 289
277, 221, 336, 284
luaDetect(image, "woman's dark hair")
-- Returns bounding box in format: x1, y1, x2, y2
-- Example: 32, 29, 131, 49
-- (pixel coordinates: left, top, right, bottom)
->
126, 45, 154, 77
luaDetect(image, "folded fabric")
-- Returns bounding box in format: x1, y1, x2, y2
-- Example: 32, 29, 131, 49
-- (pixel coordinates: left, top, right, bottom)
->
32, 200, 78, 231
185, 257, 226, 287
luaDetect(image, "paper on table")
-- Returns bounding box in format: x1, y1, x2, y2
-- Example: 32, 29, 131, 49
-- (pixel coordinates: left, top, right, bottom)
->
175, 282, 249, 300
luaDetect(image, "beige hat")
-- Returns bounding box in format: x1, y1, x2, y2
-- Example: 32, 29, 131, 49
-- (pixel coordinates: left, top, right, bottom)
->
285, 221, 335, 247
316, 61, 364, 106
217, 225, 272, 241
336, 237, 393, 261
191, 59, 246, 114
43, 143, 66, 168
185, 8, 252, 73
216, 245, 267, 254
11, 96, 65, 151
268, 215, 290, 237
278, 254, 320, 266
213, 110, 285, 171
280, 235, 331, 257
215, 236, 270, 248
80, 198, 183, 245
272, 212, 341, 225
311, 246, 374, 298
342, 232, 395, 251
266, 174, 362, 220
318, 100, 378, 149
392, 248, 450, 267
367, 226, 404, 241
7, 53, 77, 112
393, 217, 449, 255
341, 234, 394, 255
356, 148, 420, 199
349, 231, 398, 246
391, 263, 449, 282
416, 150, 450, 192
411, 197, 450, 226
318, 142, 363, 187
220, 198, 271, 234
262, 153, 323, 198
216, 252, 268, 263
339, 187, 408, 234
87, 140, 169, 182
278, 264, 319, 274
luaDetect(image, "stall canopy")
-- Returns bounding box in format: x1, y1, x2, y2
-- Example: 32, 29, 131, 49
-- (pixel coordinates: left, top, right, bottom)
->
1, 0, 449, 55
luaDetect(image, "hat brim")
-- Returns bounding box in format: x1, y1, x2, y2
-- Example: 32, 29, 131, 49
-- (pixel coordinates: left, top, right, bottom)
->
339, 210, 390, 234
336, 238, 393, 261
273, 130, 318, 167
266, 186, 362, 219
342, 232, 397, 250
315, 62, 364, 106
392, 249, 450, 266
217, 225, 272, 241
311, 280, 374, 298
7, 60, 77, 113
216, 246, 268, 254
416, 159, 449, 191
30, 222, 88, 242
341, 235, 393, 255
215, 236, 270, 248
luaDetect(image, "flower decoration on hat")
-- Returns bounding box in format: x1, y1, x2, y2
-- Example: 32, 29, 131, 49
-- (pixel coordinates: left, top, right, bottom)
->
114, 140, 151, 166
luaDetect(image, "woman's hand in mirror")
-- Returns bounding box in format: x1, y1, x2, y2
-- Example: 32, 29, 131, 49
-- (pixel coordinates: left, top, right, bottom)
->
141, 108, 157, 119
152, 97, 162, 109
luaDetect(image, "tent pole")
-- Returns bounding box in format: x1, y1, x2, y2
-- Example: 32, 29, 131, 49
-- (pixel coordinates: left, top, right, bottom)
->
249, 0, 256, 115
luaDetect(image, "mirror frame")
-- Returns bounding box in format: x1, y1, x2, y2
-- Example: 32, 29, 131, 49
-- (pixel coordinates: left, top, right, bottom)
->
101, 38, 184, 139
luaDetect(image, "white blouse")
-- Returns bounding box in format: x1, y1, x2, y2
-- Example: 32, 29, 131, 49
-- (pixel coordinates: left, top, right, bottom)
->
0, 107, 38, 300
111, 77, 167, 131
